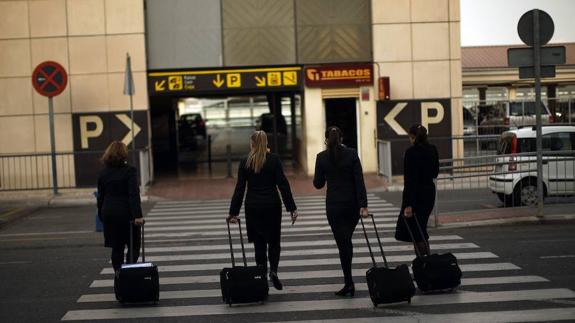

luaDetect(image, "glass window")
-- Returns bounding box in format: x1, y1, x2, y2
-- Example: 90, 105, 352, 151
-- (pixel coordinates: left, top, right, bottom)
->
543, 132, 572, 151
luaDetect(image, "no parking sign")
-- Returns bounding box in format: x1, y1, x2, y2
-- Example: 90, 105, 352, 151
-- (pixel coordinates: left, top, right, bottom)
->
32, 61, 68, 97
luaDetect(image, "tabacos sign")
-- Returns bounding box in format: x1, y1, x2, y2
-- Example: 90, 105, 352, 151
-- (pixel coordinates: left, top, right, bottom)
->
305, 64, 373, 87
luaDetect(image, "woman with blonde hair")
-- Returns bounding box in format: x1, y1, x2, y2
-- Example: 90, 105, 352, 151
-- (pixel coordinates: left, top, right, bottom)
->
228, 131, 298, 290
97, 141, 144, 274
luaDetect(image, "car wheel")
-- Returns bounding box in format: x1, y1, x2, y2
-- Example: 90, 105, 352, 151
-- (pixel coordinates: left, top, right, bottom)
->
513, 180, 538, 206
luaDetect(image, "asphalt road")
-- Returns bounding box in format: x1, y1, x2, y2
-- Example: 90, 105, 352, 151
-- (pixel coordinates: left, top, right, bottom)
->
1, 199, 574, 322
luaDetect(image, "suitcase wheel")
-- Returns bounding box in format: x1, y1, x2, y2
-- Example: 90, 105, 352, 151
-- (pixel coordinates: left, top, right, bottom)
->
407, 298, 411, 304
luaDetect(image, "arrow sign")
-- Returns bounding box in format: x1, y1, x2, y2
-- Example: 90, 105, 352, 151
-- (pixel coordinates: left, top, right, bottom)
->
213, 74, 224, 88
155, 80, 166, 91
116, 114, 141, 146
384, 103, 408, 135
255, 76, 266, 87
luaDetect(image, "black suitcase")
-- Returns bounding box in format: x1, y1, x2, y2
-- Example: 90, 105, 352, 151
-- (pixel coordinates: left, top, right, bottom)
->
361, 214, 415, 306
404, 215, 462, 293
220, 219, 269, 306
114, 222, 160, 304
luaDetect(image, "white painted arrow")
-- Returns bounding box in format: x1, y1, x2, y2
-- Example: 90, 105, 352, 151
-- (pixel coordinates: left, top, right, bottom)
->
384, 102, 408, 135
116, 114, 141, 146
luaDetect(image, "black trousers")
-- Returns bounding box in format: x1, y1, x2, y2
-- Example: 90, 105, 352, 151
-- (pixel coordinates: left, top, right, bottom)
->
253, 233, 280, 274
111, 225, 141, 272
327, 205, 359, 286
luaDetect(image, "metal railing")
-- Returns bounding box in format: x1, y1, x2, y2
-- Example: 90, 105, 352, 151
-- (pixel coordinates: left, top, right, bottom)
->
0, 148, 152, 192
434, 150, 575, 212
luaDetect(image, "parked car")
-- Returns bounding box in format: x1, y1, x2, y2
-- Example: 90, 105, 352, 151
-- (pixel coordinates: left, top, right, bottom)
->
503, 101, 554, 128
178, 113, 207, 149
489, 126, 575, 206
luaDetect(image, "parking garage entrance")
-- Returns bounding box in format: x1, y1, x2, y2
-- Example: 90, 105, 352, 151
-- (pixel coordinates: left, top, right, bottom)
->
148, 66, 303, 180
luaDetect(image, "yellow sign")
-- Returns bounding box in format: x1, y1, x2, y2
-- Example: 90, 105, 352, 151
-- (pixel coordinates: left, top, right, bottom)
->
283, 71, 297, 86
255, 76, 266, 87
267, 72, 282, 86
154, 80, 166, 91
168, 76, 183, 90
213, 74, 224, 88
227, 73, 241, 88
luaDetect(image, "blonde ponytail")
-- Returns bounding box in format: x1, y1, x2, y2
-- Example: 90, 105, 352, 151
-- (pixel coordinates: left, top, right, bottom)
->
246, 131, 268, 173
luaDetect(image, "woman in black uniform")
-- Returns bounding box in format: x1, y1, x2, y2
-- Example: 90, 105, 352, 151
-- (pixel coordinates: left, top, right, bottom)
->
97, 141, 145, 273
395, 124, 439, 255
313, 126, 368, 297
228, 131, 298, 290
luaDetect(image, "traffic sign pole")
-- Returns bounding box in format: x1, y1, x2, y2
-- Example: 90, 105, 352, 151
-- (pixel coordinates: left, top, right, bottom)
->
533, 10, 544, 218
48, 97, 58, 195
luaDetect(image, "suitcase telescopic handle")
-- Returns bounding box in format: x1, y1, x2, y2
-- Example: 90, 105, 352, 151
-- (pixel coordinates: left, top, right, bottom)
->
226, 218, 248, 267
129, 221, 145, 263
402, 212, 431, 258
360, 214, 389, 268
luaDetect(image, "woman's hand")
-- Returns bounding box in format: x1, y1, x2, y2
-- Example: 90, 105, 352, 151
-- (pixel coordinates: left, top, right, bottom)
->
404, 206, 413, 218
134, 217, 145, 226
227, 215, 239, 224
360, 207, 369, 218
290, 210, 299, 225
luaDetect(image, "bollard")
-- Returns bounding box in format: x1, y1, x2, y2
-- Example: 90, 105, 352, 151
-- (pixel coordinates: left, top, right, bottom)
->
226, 144, 232, 178
208, 135, 212, 175
93, 191, 103, 232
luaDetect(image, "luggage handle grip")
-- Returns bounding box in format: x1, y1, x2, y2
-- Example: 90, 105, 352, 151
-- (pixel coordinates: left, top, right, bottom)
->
402, 212, 431, 258
360, 214, 388, 268
226, 218, 248, 267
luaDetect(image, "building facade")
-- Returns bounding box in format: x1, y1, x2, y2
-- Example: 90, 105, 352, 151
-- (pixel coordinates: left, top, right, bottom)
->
0, 0, 462, 190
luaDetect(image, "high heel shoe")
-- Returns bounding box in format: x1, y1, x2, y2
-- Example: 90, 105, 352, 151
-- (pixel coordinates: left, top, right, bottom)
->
335, 284, 355, 297
270, 272, 283, 290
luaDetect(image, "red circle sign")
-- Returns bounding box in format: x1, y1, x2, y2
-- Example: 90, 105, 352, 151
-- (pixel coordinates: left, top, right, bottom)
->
32, 61, 68, 97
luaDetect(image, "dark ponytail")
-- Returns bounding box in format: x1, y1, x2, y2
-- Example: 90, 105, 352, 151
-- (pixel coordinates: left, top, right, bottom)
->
325, 126, 343, 165
408, 123, 428, 145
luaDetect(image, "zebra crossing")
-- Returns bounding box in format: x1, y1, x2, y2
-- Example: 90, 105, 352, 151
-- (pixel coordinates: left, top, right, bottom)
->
61, 194, 575, 322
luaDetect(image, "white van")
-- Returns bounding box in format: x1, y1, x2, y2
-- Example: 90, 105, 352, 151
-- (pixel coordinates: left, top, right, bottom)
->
489, 126, 575, 206
502, 101, 554, 128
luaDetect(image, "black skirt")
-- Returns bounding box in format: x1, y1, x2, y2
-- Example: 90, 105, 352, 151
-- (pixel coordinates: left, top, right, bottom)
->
395, 186, 435, 243
103, 218, 140, 249
245, 204, 282, 243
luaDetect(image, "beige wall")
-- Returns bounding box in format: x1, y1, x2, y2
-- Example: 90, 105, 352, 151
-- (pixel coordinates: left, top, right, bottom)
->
0, 0, 148, 189
302, 0, 462, 175
372, 0, 463, 158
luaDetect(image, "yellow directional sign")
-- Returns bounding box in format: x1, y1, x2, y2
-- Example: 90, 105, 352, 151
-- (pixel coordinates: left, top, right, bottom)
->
283, 71, 297, 86
255, 76, 266, 87
213, 74, 224, 88
227, 73, 241, 88
168, 76, 183, 90
149, 66, 301, 94
154, 80, 166, 91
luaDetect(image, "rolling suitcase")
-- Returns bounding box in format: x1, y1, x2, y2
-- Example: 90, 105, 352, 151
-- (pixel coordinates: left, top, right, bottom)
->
220, 219, 269, 306
404, 214, 462, 293
114, 222, 160, 304
360, 214, 415, 306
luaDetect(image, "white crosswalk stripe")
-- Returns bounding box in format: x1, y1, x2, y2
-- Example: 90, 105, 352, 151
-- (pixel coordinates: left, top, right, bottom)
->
61, 195, 575, 322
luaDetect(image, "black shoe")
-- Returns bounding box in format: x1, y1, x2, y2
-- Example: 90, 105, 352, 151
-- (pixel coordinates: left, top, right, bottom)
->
270, 272, 283, 290
335, 284, 355, 297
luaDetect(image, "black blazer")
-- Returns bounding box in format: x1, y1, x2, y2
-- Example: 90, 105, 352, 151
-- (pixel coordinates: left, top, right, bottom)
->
403, 142, 439, 207
313, 147, 368, 208
97, 165, 142, 222
229, 153, 297, 215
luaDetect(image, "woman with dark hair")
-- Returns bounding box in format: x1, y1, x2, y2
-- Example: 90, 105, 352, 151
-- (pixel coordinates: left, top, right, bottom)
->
395, 124, 439, 255
97, 141, 144, 274
313, 126, 368, 297
228, 130, 298, 290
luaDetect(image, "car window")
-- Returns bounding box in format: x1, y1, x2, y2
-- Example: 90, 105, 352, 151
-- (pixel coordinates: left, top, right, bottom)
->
517, 138, 536, 153
497, 133, 514, 154
509, 102, 547, 116
542, 132, 572, 151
